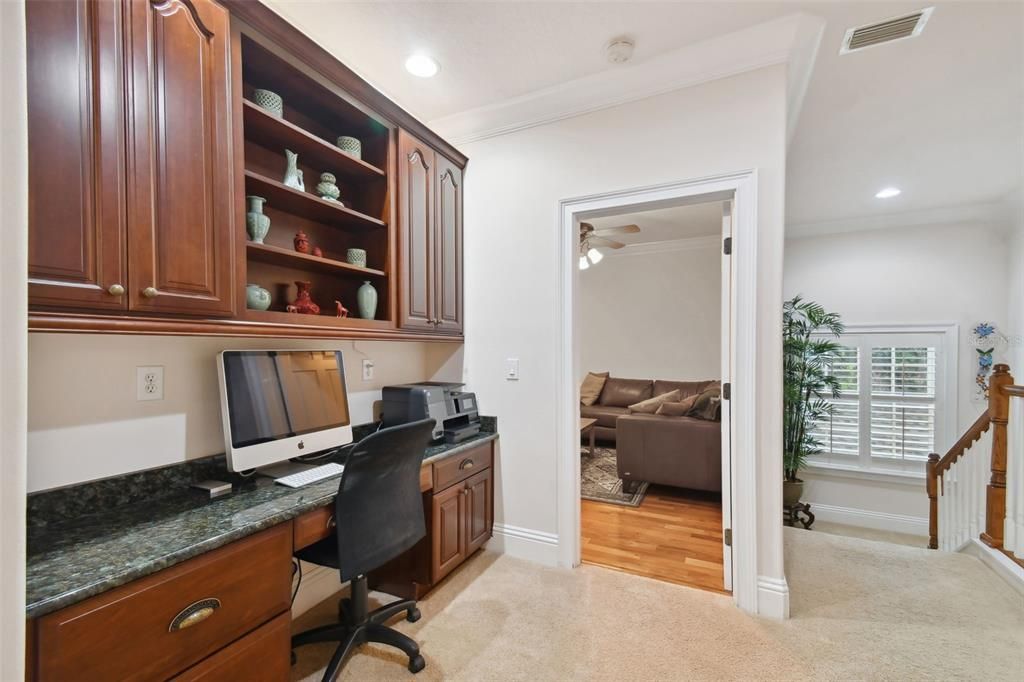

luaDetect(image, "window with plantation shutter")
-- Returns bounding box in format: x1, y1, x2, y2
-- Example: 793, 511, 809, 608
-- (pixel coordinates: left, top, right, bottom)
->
808, 325, 956, 476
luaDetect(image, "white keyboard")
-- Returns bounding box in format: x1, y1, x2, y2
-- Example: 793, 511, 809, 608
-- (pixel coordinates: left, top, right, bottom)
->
274, 462, 345, 488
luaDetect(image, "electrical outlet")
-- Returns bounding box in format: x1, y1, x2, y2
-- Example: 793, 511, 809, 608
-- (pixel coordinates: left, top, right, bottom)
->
137, 366, 164, 401
362, 359, 375, 382
505, 358, 520, 381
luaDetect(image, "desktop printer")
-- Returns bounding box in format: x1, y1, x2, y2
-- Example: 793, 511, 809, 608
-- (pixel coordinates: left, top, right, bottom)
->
381, 382, 481, 443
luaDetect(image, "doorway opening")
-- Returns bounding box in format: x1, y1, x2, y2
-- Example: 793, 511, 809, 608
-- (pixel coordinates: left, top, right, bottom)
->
575, 197, 733, 593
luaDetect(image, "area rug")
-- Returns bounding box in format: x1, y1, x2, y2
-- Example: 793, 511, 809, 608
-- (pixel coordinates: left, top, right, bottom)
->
580, 446, 649, 506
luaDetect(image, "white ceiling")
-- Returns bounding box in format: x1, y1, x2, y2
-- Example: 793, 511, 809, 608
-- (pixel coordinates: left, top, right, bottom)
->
588, 202, 723, 246
265, 1, 1024, 232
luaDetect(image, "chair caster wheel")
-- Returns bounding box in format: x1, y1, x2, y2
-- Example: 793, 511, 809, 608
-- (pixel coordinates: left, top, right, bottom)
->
406, 607, 421, 623
408, 654, 426, 673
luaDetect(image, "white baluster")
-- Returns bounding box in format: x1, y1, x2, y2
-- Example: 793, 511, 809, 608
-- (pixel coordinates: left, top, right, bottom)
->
1006, 399, 1024, 558
939, 470, 947, 550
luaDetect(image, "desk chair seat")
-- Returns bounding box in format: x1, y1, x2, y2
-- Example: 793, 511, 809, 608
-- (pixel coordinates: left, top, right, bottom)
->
291, 419, 435, 680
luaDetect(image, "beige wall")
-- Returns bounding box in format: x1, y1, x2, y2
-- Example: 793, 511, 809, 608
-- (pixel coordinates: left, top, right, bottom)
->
1, 0, 28, 675
28, 335, 459, 492
579, 241, 722, 382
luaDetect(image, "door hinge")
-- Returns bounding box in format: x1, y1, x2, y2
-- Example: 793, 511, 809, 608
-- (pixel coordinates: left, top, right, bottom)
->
723, 237, 732, 255
724, 528, 732, 547
722, 382, 731, 400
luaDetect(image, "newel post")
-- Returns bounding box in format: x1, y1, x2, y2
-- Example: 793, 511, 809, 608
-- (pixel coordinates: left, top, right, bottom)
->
926, 453, 939, 549
981, 364, 1013, 548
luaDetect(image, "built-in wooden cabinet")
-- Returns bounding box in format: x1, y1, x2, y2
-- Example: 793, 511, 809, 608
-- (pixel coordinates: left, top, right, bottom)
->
398, 131, 464, 335
26, 0, 466, 340
429, 445, 493, 583
431, 483, 468, 581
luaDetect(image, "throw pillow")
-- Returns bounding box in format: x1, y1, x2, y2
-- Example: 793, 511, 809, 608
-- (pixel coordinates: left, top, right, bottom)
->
580, 371, 609, 406
655, 394, 699, 416
628, 389, 682, 414
689, 386, 722, 421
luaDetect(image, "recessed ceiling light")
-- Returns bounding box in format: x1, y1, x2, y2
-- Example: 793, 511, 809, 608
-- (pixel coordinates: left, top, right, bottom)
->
405, 54, 439, 78
875, 187, 901, 199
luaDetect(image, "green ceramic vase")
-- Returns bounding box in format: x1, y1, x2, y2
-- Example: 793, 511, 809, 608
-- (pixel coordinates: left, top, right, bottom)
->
357, 280, 377, 320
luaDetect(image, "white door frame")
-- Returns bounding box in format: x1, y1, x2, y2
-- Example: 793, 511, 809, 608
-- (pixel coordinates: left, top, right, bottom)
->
556, 170, 759, 613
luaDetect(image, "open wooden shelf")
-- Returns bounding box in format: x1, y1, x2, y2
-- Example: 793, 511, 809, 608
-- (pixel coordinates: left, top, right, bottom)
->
246, 242, 386, 279
244, 170, 386, 229
243, 308, 390, 328
242, 100, 385, 181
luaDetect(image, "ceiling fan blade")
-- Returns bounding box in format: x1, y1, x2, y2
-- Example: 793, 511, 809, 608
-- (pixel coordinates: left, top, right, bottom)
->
590, 236, 625, 249
594, 224, 640, 236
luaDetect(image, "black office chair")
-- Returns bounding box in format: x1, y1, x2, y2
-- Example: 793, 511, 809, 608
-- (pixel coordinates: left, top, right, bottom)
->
291, 419, 435, 679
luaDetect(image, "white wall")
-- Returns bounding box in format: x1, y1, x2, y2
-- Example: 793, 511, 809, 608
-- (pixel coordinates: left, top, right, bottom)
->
578, 240, 721, 382
0, 0, 28, 675
28, 335, 454, 492
784, 221, 1011, 530
453, 65, 788, 612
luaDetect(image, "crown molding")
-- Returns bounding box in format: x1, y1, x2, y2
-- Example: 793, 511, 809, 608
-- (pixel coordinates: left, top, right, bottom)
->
430, 13, 826, 147
601, 235, 721, 258
786, 200, 1012, 239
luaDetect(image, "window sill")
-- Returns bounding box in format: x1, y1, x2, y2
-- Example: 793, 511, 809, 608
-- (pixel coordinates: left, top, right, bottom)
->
802, 461, 926, 485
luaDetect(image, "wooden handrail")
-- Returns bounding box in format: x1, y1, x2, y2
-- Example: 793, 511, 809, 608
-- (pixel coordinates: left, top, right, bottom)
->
933, 411, 991, 477
1003, 384, 1024, 398
926, 411, 990, 549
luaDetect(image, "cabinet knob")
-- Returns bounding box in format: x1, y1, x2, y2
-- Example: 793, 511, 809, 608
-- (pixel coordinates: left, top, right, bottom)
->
107, 283, 125, 296
142, 286, 159, 299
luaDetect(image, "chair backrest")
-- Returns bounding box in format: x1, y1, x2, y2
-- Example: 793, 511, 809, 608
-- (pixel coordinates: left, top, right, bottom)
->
333, 418, 434, 581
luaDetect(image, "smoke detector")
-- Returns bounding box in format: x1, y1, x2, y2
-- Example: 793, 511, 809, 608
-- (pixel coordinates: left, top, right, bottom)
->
840, 7, 934, 54
606, 38, 635, 64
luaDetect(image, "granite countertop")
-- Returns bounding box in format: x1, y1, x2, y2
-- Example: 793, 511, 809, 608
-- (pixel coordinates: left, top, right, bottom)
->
26, 429, 497, 619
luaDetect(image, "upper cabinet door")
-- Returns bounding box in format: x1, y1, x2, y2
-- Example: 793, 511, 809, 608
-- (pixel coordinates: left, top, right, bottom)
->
27, 0, 128, 311
398, 130, 436, 331
125, 0, 237, 316
434, 155, 463, 334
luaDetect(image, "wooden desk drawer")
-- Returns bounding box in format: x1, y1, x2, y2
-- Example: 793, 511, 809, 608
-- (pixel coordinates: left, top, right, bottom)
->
172, 612, 290, 681
294, 506, 334, 551
35, 524, 292, 682
433, 444, 492, 491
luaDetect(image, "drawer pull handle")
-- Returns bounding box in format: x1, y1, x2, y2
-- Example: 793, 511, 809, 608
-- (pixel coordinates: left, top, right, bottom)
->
169, 598, 221, 632
327, 514, 336, 529
459, 458, 474, 470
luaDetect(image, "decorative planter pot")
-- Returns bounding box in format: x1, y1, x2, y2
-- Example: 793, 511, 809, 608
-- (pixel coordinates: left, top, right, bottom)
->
783, 479, 804, 507
245, 195, 270, 243
357, 280, 377, 320
252, 89, 283, 118
245, 284, 271, 311
336, 136, 362, 159
345, 248, 367, 268
316, 172, 341, 202
287, 281, 320, 315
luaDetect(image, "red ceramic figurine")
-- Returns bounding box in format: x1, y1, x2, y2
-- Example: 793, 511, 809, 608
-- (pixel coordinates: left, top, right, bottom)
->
312, 246, 323, 258
286, 281, 320, 315
335, 300, 349, 318
293, 230, 310, 254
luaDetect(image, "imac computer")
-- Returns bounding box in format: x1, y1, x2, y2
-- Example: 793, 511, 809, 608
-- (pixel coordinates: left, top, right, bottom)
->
217, 350, 353, 481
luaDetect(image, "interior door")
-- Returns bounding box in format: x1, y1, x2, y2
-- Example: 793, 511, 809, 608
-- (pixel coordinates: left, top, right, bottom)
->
398, 130, 436, 331
720, 200, 734, 592
125, 0, 237, 317
26, 0, 128, 311
434, 155, 464, 334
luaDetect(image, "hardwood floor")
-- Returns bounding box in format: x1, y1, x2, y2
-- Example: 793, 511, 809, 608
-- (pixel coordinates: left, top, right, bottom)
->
581, 485, 727, 594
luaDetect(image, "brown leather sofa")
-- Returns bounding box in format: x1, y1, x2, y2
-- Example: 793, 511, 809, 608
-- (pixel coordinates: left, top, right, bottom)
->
581, 377, 721, 493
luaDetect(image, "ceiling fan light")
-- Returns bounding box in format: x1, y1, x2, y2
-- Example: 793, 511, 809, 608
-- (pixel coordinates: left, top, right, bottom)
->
578, 255, 590, 270
586, 247, 603, 264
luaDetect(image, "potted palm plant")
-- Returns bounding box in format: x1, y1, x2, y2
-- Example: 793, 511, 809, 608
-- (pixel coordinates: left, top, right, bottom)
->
782, 296, 844, 507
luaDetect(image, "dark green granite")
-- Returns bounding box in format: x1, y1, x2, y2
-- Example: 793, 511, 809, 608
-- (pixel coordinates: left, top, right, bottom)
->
27, 423, 497, 619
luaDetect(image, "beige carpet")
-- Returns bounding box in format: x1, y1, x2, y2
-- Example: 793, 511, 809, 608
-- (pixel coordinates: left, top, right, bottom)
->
812, 520, 927, 548
292, 528, 1024, 681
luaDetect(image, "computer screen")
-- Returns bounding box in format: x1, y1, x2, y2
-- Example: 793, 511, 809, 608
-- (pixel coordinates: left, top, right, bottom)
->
218, 350, 353, 471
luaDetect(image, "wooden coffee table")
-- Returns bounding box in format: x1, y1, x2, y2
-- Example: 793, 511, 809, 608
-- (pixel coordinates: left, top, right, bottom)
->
580, 417, 598, 457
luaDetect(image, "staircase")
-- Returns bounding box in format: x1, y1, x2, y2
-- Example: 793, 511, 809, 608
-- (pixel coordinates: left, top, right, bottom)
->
927, 364, 1024, 569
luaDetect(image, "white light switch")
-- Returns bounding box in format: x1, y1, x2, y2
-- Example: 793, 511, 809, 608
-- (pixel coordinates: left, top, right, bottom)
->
505, 358, 520, 381
362, 359, 375, 381
137, 366, 164, 401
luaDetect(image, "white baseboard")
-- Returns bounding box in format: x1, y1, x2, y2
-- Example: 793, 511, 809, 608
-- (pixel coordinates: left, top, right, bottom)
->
960, 539, 1024, 596
291, 563, 343, 618
490, 523, 559, 566
756, 575, 790, 619
806, 502, 928, 537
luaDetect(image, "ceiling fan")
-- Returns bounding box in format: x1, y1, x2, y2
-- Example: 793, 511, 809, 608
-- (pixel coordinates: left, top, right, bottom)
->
578, 222, 640, 270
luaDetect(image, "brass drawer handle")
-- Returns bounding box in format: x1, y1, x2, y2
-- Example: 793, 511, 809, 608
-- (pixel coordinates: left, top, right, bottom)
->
327, 514, 336, 529
459, 458, 474, 470
169, 598, 221, 632
107, 283, 125, 296
142, 286, 159, 298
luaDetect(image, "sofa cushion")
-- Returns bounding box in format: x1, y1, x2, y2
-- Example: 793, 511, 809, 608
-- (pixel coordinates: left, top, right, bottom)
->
689, 385, 722, 421
599, 378, 653, 408
579, 371, 609, 406
581, 404, 629, 429
655, 393, 699, 416
628, 389, 682, 414
653, 380, 714, 398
